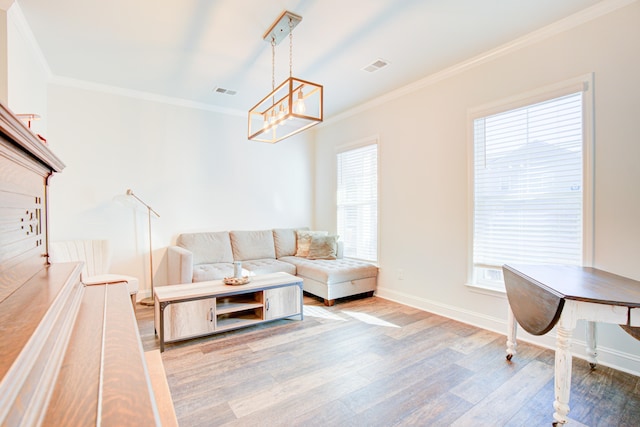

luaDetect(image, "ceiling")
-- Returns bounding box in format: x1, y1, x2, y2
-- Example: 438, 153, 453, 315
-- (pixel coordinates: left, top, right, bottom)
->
16, 0, 605, 119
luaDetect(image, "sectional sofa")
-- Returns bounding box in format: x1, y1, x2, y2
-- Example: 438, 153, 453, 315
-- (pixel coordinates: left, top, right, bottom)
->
167, 228, 378, 306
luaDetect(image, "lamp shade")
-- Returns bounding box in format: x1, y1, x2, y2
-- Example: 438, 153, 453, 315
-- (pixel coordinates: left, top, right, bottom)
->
248, 77, 323, 143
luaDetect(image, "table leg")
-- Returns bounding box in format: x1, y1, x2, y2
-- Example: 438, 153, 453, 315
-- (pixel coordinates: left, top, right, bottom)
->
299, 284, 304, 321
585, 321, 598, 369
159, 302, 167, 353
506, 304, 518, 361
553, 306, 577, 425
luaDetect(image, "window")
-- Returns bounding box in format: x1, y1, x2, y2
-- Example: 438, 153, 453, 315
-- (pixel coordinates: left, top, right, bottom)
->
470, 78, 593, 291
337, 142, 378, 263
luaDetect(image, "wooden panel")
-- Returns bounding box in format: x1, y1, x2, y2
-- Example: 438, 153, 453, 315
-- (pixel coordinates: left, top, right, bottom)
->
505, 264, 640, 307
0, 263, 81, 381
154, 272, 302, 303
0, 154, 47, 304
164, 297, 216, 341
503, 265, 564, 336
42, 285, 105, 426
101, 283, 158, 426
144, 350, 178, 427
43, 283, 160, 426
265, 285, 301, 320
0, 263, 82, 426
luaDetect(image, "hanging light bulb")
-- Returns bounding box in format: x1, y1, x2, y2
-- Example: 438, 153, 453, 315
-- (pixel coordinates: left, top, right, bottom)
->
269, 109, 278, 128
277, 103, 285, 121
294, 88, 306, 114
263, 113, 269, 130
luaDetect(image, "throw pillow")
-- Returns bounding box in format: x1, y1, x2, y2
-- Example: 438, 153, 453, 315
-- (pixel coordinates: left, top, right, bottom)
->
307, 235, 339, 260
295, 230, 328, 257
273, 227, 308, 258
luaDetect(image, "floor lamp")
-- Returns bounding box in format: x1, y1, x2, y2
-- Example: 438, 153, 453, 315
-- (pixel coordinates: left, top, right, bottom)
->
127, 189, 160, 306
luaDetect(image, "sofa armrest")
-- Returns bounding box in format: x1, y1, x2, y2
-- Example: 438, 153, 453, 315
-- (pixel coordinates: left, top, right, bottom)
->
167, 246, 193, 285
336, 241, 344, 259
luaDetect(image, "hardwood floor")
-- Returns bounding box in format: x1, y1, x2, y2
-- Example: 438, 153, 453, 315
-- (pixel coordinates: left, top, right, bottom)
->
136, 294, 640, 426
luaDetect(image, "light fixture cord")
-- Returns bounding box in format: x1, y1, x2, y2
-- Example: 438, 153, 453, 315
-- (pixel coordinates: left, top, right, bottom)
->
271, 37, 276, 92
289, 18, 293, 78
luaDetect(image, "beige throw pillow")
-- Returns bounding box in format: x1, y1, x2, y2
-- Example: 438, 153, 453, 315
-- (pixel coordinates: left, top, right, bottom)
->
295, 230, 328, 257
307, 235, 339, 260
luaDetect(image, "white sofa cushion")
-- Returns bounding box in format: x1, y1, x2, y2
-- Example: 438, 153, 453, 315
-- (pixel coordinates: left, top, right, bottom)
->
177, 232, 233, 265
273, 227, 308, 258
242, 259, 297, 276
230, 230, 276, 261
280, 256, 378, 284
192, 262, 234, 282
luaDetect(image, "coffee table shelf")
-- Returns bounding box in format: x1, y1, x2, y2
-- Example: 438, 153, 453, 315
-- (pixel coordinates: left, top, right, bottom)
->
216, 292, 263, 314
217, 312, 263, 330
154, 273, 303, 351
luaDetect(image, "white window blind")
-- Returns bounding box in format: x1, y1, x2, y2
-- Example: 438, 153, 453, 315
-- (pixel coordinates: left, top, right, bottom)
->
473, 91, 584, 290
337, 143, 378, 262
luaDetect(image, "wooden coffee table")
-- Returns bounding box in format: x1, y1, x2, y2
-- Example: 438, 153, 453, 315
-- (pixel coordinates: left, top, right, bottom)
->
154, 272, 303, 351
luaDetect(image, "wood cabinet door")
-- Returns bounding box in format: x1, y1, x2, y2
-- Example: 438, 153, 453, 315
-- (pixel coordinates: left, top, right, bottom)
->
264, 285, 301, 320
163, 297, 215, 341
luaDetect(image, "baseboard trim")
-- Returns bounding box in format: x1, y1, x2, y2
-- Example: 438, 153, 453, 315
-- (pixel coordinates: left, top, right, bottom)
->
375, 286, 640, 377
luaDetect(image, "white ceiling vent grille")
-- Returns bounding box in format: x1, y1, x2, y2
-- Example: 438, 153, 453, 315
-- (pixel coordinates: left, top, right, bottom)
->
362, 58, 390, 73
213, 87, 237, 95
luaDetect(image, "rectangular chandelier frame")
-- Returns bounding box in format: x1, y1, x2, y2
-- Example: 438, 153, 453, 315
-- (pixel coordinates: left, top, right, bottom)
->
248, 76, 323, 143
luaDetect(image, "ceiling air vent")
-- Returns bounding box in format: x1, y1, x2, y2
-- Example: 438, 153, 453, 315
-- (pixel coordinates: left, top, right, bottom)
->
362, 58, 390, 73
213, 87, 237, 95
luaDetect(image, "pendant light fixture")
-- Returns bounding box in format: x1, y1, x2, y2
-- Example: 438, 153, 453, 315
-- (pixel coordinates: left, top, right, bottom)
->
248, 10, 323, 143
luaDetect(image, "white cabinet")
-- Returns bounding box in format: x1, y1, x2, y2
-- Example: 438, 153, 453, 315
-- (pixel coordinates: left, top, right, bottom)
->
265, 286, 301, 320
162, 297, 216, 342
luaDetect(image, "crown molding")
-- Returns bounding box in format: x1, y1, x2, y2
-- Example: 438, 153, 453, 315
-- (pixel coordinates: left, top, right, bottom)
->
324, 0, 638, 126
49, 75, 247, 117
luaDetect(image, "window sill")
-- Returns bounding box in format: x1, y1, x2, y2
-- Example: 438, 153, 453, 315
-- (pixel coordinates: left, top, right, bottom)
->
464, 282, 507, 299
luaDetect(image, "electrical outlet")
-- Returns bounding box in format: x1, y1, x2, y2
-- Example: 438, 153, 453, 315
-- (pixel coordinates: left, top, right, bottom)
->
398, 268, 404, 280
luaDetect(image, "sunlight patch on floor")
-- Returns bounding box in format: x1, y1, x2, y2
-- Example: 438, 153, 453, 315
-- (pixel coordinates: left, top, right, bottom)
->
342, 310, 400, 328
303, 305, 346, 321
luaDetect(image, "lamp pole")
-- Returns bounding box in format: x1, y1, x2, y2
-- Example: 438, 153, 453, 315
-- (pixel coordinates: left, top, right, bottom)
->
127, 189, 160, 306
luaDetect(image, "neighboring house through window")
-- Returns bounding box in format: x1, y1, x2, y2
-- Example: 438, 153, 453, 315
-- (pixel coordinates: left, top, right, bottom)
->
337, 140, 378, 263
469, 76, 593, 291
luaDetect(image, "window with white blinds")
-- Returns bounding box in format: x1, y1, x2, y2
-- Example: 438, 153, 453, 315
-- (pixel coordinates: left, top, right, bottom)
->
337, 143, 378, 263
472, 90, 586, 291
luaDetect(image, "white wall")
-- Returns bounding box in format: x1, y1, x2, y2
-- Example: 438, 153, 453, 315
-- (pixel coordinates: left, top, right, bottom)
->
45, 85, 314, 296
6, 3, 314, 301
5, 3, 314, 301
6, 3, 48, 136
314, 2, 640, 374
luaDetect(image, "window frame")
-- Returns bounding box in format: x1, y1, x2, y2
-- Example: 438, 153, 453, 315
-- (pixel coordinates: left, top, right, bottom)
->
336, 136, 379, 264
467, 74, 594, 293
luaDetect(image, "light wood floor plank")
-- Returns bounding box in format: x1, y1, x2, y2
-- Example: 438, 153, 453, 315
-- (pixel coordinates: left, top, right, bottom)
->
451, 360, 555, 426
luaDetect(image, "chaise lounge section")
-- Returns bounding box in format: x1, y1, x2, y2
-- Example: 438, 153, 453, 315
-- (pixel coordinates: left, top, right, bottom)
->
167, 228, 378, 306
